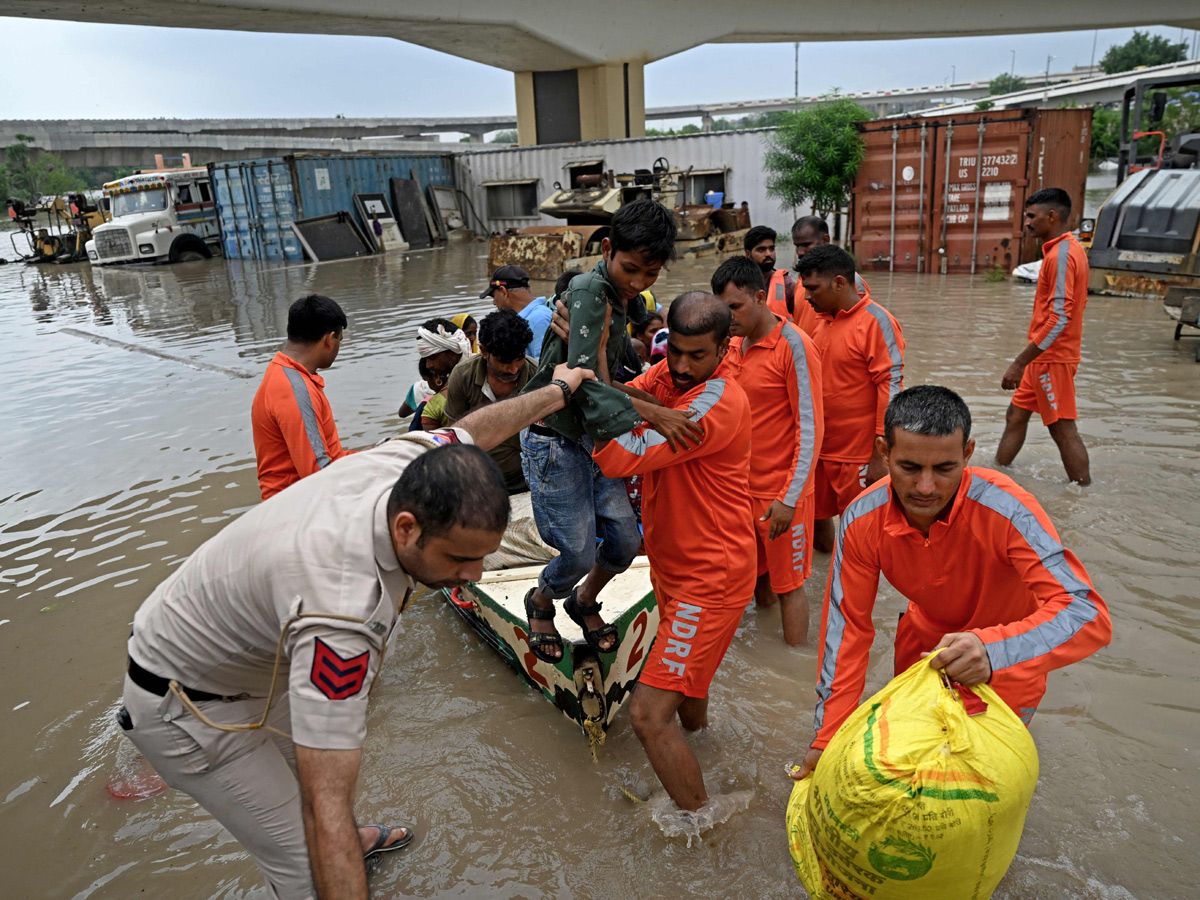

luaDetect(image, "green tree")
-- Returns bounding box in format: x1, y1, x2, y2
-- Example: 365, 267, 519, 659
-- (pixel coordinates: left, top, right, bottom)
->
975, 99, 996, 111
1100, 30, 1188, 74
989, 73, 1026, 95
1090, 105, 1120, 161
489, 130, 518, 143
1159, 85, 1200, 138
763, 98, 873, 214
2, 134, 85, 200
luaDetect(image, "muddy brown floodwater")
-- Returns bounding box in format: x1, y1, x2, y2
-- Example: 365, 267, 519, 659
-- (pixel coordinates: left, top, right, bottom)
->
0, 235, 1197, 900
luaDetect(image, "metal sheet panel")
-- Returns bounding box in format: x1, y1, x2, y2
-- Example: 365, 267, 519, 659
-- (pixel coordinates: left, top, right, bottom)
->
851, 109, 1092, 273
455, 129, 787, 236
932, 114, 1033, 274
291, 154, 454, 221
851, 121, 938, 272
208, 157, 304, 261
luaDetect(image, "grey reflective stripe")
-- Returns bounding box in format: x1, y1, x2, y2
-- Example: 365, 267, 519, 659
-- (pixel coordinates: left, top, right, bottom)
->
774, 281, 784, 302
965, 474, 1101, 670
855, 272, 867, 297
282, 366, 331, 469
863, 302, 903, 402
614, 378, 726, 457
813, 482, 890, 736
1019, 706, 1038, 724
779, 325, 817, 507
1037, 243, 1070, 350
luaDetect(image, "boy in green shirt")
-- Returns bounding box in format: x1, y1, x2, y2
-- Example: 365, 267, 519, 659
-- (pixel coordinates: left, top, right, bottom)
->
520, 200, 700, 660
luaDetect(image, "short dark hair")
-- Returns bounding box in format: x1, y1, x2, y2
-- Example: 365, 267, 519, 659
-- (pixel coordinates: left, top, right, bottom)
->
666, 291, 731, 345
477, 308, 533, 362
1025, 187, 1071, 218
743, 225, 777, 254
421, 316, 458, 334
609, 199, 677, 264
794, 244, 856, 282
792, 216, 829, 237
711, 254, 766, 295
555, 268, 583, 299
884, 385, 972, 447
386, 444, 509, 542
287, 294, 347, 343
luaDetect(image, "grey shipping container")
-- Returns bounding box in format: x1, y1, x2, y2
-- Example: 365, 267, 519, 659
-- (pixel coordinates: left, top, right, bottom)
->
208, 153, 455, 261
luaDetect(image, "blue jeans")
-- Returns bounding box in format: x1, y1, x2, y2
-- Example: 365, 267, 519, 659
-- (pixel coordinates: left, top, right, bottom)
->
520, 429, 640, 600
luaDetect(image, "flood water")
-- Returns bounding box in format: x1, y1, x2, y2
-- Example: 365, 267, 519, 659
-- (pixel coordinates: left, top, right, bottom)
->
0, 235, 1197, 900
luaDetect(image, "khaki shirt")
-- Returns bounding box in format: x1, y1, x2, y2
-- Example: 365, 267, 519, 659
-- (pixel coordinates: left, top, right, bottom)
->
128, 429, 470, 751
444, 355, 535, 493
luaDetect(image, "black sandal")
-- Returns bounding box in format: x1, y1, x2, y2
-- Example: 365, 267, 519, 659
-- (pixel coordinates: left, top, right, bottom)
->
564, 590, 621, 654
523, 589, 563, 663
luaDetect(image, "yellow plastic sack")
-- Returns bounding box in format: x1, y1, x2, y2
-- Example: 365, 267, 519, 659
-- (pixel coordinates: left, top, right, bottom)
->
787, 655, 1039, 900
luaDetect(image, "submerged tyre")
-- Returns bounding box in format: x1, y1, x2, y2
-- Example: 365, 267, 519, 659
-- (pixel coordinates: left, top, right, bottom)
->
169, 236, 211, 263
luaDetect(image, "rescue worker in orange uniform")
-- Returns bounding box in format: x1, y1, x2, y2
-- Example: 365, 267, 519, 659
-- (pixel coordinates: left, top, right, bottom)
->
996, 187, 1091, 485
790, 216, 871, 337
744, 224, 796, 322
712, 255, 824, 645
251, 294, 353, 501
796, 245, 904, 553
796, 386, 1111, 777
592, 292, 756, 813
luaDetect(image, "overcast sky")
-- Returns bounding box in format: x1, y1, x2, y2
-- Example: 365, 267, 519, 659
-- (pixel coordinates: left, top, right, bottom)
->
1, 17, 1196, 131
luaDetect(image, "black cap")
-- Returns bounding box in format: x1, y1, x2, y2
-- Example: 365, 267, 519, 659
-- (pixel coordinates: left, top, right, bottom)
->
481, 265, 531, 298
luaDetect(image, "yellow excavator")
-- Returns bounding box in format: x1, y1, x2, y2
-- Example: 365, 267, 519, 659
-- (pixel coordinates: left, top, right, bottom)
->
5, 193, 109, 263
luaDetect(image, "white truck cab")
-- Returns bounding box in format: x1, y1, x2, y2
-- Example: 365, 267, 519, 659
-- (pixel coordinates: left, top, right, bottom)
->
86, 169, 220, 265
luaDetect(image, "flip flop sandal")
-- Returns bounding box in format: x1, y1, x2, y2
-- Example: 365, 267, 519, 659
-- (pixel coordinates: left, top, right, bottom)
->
564, 590, 621, 655
362, 823, 414, 860
523, 588, 564, 664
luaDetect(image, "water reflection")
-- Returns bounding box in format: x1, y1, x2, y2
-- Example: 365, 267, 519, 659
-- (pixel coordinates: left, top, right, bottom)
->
0, 239, 1197, 899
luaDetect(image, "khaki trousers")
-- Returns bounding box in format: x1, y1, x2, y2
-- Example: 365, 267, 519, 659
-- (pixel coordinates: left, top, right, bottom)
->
120, 675, 315, 900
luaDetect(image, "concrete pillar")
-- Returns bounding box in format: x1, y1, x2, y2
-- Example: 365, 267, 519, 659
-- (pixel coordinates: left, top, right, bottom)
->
515, 61, 645, 146
515, 71, 538, 146
701, 112, 713, 133
578, 61, 644, 142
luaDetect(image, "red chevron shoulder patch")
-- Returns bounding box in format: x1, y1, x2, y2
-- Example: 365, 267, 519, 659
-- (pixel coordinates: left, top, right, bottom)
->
310, 637, 370, 700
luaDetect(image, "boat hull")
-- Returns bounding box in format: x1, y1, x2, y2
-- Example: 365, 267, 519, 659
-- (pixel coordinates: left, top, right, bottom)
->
442, 560, 659, 733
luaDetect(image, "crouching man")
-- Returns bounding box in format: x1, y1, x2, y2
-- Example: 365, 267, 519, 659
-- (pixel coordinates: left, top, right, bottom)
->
120, 363, 595, 900
796, 385, 1112, 778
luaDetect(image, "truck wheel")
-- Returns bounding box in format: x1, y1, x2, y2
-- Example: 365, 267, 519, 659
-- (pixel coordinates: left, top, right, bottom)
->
169, 236, 212, 263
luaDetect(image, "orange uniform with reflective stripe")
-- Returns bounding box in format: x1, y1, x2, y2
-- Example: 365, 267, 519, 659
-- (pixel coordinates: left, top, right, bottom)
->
765, 269, 793, 322
812, 295, 904, 462
812, 467, 1111, 749
251, 352, 350, 501
593, 356, 756, 607
1029, 232, 1088, 363
726, 317, 823, 504
792, 271, 871, 337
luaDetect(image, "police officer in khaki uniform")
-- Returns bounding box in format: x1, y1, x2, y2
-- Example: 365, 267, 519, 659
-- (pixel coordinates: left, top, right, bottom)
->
120, 363, 594, 900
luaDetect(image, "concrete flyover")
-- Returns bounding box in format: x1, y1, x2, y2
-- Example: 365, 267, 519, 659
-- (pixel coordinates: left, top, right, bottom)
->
0, 130, 460, 168
914, 58, 1200, 116
4, 0, 1199, 143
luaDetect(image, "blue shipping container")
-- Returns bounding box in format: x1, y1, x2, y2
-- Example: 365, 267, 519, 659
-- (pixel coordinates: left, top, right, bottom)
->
209, 158, 305, 261
208, 154, 455, 261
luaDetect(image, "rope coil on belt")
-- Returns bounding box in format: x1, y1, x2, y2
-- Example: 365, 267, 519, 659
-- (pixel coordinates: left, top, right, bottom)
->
167, 611, 382, 740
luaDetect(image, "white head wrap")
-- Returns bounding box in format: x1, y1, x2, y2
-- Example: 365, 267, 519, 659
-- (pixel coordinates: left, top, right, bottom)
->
416, 324, 471, 361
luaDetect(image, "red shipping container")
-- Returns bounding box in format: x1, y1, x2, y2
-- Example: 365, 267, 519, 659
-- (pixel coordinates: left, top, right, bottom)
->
850, 108, 1091, 274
